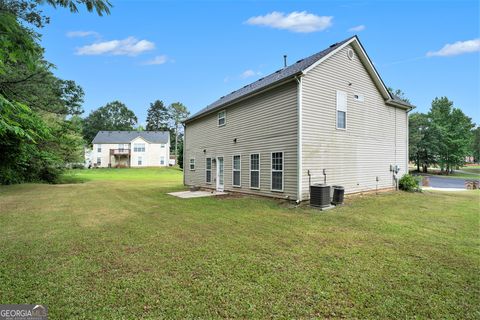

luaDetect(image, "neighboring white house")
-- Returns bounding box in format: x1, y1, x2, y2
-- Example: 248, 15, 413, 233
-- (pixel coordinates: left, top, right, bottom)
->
91, 131, 170, 168
184, 36, 413, 201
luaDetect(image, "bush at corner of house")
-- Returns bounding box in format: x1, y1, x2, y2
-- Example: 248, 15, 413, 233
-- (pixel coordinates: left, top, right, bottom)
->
399, 174, 421, 192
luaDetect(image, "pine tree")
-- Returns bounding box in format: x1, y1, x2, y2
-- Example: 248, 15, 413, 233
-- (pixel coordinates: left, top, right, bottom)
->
146, 100, 169, 131
168, 102, 190, 162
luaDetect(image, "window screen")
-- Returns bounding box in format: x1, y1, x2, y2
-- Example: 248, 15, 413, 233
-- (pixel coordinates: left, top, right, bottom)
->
271, 152, 283, 191
250, 154, 260, 189
206, 158, 212, 183
233, 155, 241, 187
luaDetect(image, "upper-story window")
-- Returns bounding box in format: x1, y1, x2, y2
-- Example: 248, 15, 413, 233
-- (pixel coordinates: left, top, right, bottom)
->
133, 143, 145, 152
97, 145, 101, 153
118, 144, 125, 151
218, 110, 226, 127
336, 90, 347, 130
160, 144, 165, 148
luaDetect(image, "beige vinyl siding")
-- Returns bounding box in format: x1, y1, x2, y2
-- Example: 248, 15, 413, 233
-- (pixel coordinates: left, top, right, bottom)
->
301, 44, 408, 198
185, 81, 298, 200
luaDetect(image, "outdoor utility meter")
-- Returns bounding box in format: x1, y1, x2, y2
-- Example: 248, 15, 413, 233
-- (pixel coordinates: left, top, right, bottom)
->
389, 164, 400, 174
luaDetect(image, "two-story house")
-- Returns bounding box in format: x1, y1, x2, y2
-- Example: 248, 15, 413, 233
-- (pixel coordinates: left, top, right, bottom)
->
91, 131, 170, 168
184, 36, 413, 201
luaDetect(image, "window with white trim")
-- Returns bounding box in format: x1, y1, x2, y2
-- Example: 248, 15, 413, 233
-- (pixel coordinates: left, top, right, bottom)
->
137, 156, 143, 166
160, 156, 165, 165
271, 152, 283, 191
336, 90, 347, 129
97, 145, 101, 153
250, 154, 260, 189
189, 158, 195, 171
134, 143, 145, 152
218, 110, 226, 126
205, 158, 212, 183
232, 155, 241, 187
160, 144, 165, 148
96, 157, 101, 165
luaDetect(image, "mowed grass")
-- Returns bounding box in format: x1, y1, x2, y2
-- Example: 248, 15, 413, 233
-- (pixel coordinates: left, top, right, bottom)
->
0, 168, 479, 319
461, 166, 480, 175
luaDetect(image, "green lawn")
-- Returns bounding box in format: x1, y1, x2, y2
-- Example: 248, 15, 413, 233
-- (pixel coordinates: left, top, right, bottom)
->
461, 166, 480, 175
1, 168, 479, 319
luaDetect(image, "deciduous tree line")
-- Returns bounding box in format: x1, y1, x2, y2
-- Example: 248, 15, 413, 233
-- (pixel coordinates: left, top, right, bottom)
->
0, 0, 111, 184
409, 97, 477, 173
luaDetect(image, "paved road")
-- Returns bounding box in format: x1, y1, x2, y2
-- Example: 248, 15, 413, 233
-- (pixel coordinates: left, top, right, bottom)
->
424, 176, 473, 189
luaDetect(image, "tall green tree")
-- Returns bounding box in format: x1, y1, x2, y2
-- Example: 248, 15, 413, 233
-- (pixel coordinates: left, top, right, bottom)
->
472, 127, 480, 163
82, 101, 138, 143
176, 135, 184, 169
0, 0, 109, 184
428, 97, 474, 173
168, 102, 189, 162
146, 100, 169, 131
388, 87, 411, 104
0, 95, 55, 184
409, 112, 436, 172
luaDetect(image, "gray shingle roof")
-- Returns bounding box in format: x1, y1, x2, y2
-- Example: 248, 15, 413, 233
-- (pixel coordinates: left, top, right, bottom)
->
390, 94, 415, 108
187, 36, 356, 122
92, 131, 170, 144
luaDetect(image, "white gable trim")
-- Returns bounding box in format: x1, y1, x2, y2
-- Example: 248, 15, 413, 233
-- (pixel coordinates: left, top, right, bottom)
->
130, 136, 151, 144
302, 36, 392, 101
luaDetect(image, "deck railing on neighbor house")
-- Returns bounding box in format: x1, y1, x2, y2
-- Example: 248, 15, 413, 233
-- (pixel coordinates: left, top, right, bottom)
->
110, 149, 131, 156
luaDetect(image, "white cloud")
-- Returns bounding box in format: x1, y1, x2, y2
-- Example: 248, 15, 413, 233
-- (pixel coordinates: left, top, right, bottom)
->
76, 37, 155, 56
143, 55, 169, 65
427, 39, 480, 57
245, 11, 333, 33
240, 69, 262, 79
66, 31, 100, 38
348, 25, 365, 32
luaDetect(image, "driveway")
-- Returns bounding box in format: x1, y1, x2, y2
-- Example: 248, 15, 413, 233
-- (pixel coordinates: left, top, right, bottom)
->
423, 176, 470, 189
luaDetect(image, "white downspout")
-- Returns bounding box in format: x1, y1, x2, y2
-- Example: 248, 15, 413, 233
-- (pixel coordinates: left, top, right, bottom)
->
296, 76, 303, 202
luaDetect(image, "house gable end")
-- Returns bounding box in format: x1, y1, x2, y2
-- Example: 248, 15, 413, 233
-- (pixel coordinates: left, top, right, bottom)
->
302, 37, 393, 103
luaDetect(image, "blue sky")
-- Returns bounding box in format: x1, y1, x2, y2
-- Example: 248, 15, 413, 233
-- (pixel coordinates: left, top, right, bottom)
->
40, 0, 479, 124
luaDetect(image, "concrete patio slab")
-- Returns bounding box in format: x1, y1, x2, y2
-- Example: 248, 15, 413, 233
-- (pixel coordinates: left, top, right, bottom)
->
168, 190, 228, 198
